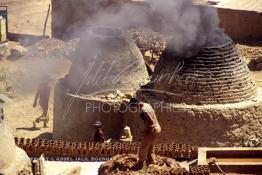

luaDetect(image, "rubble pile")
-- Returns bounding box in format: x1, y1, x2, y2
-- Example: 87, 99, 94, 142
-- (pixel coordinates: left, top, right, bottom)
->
24, 37, 80, 60
236, 43, 262, 71
0, 43, 8, 58
236, 43, 262, 61
98, 90, 134, 100
27, 38, 66, 58
98, 154, 186, 175
129, 28, 166, 65
236, 42, 262, 71
9, 45, 28, 59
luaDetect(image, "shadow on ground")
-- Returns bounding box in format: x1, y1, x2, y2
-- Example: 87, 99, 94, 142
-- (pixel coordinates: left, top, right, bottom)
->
35, 132, 53, 139
16, 127, 41, 131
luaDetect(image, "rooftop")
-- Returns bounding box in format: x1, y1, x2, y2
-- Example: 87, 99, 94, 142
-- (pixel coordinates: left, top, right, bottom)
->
214, 0, 262, 12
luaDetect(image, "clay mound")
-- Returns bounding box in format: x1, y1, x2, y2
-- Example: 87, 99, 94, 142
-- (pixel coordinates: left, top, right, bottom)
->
98, 154, 186, 175
151, 41, 257, 105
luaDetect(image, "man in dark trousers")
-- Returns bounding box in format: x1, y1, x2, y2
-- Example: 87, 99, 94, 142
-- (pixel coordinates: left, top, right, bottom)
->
33, 75, 51, 128
94, 121, 105, 143
129, 98, 161, 168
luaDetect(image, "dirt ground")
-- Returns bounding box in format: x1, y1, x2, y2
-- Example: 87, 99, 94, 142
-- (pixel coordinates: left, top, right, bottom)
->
1, 48, 70, 139
7, 0, 51, 36
0, 0, 66, 139
1, 0, 262, 140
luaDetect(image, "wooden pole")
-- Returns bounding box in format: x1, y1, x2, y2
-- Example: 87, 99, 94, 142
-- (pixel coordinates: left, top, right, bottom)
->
43, 4, 51, 36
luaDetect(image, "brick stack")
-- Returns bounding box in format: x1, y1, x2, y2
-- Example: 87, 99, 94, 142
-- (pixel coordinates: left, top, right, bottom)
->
190, 165, 210, 175
15, 137, 198, 160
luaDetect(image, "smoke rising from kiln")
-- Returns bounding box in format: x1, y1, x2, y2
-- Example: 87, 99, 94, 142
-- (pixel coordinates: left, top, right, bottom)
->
58, 0, 234, 96
75, 0, 231, 57
148, 0, 232, 56
56, 0, 234, 96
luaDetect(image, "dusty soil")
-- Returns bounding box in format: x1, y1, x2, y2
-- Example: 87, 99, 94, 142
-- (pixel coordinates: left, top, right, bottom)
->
0, 0, 70, 140
0, 40, 70, 139
8, 0, 51, 36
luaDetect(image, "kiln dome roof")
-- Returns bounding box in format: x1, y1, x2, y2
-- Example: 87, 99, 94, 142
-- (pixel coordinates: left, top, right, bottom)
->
150, 41, 257, 104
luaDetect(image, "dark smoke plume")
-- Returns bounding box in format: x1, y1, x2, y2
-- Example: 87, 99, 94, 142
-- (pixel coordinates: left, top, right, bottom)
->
148, 0, 231, 57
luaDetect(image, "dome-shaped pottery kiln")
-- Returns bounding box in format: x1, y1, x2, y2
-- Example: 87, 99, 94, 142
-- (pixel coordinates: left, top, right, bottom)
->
53, 26, 149, 141
66, 26, 148, 95
151, 41, 257, 104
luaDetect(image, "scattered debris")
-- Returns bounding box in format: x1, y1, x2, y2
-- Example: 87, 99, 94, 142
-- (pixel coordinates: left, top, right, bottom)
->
129, 28, 166, 68
236, 43, 262, 63
124, 92, 134, 99
0, 42, 8, 58
106, 94, 116, 100
248, 56, 262, 71
23, 37, 80, 60
27, 38, 66, 58
129, 28, 165, 56
98, 90, 133, 100
116, 90, 125, 98
243, 137, 261, 147
9, 45, 28, 59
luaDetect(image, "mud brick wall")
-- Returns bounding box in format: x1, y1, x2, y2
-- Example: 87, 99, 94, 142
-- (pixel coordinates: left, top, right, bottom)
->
53, 83, 124, 141
218, 8, 262, 39
125, 95, 262, 147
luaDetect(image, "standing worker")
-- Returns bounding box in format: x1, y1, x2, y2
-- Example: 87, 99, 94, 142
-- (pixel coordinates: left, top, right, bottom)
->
33, 75, 51, 128
94, 121, 105, 143
129, 98, 161, 168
